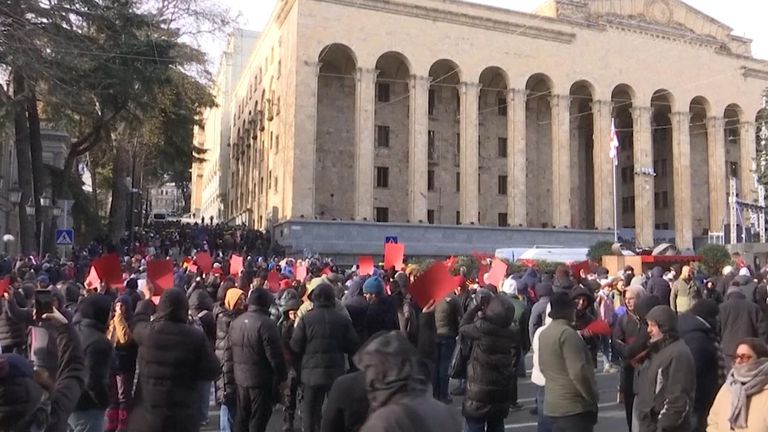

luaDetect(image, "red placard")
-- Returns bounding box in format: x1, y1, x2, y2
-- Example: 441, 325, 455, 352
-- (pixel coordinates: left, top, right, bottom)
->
0, 276, 10, 297
384, 243, 405, 270
409, 261, 456, 308
358, 256, 374, 276
147, 259, 174, 293
229, 255, 244, 276
195, 252, 213, 274
93, 253, 123, 289
266, 270, 281, 293
296, 263, 308, 281
85, 266, 100, 290
584, 319, 612, 337
485, 259, 508, 288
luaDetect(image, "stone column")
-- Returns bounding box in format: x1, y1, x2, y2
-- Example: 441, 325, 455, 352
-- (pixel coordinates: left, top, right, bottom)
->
507, 88, 527, 226
632, 106, 654, 248
459, 81, 480, 225
591, 100, 614, 230
354, 67, 377, 221
291, 60, 321, 219
409, 75, 429, 223
740, 121, 757, 202
550, 94, 571, 227
672, 112, 693, 250
707, 116, 727, 232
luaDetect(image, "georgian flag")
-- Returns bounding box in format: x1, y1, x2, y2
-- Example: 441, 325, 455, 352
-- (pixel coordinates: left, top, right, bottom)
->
609, 119, 619, 165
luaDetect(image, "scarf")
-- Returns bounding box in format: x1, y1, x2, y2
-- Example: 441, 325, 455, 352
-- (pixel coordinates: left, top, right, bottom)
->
727, 358, 768, 429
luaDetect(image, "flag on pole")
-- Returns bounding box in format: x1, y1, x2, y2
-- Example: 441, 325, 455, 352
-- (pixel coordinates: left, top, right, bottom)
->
609, 118, 619, 165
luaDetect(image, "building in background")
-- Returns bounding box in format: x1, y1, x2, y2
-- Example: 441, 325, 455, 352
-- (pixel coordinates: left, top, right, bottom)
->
191, 29, 260, 223
0, 127, 18, 256
150, 182, 185, 216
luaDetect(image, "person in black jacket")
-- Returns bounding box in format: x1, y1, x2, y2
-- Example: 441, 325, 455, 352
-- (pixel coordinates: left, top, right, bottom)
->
127, 288, 220, 432
0, 285, 32, 354
719, 288, 766, 366
321, 370, 368, 432
214, 286, 246, 432
69, 294, 114, 432
291, 282, 359, 432
460, 295, 518, 431
280, 297, 301, 432
647, 266, 671, 306
188, 286, 216, 425
361, 277, 399, 343
229, 287, 287, 432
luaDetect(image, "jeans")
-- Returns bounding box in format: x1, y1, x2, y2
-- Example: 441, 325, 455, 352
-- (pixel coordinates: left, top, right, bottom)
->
432, 335, 456, 401
68, 409, 106, 432
302, 385, 330, 432
536, 385, 553, 432
551, 411, 597, 432
235, 386, 274, 432
199, 380, 212, 422
220, 403, 235, 432
464, 415, 505, 432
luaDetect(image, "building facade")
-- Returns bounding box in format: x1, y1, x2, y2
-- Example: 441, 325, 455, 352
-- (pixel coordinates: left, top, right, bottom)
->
149, 182, 185, 216
224, 0, 768, 253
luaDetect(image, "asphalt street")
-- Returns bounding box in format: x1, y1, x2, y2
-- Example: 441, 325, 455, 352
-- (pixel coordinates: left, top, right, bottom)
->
202, 355, 627, 432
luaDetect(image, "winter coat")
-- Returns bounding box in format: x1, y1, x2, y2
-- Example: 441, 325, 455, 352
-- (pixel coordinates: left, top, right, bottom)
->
213, 303, 240, 406
188, 289, 215, 346
228, 304, 287, 388
528, 283, 553, 343
635, 338, 696, 432
670, 278, 697, 313
571, 286, 599, 366
733, 275, 757, 302
460, 296, 518, 418
108, 297, 138, 373
362, 296, 400, 343
677, 313, 720, 431
290, 296, 359, 387
0, 290, 31, 351
719, 293, 766, 358
73, 318, 113, 411
321, 371, 369, 432
434, 294, 462, 337
127, 291, 220, 432
647, 267, 672, 305
707, 381, 768, 432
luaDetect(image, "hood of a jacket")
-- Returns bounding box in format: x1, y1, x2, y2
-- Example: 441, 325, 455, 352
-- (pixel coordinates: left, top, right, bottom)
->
677, 312, 711, 337
482, 295, 515, 328
535, 282, 554, 298
342, 277, 365, 305
651, 266, 664, 279
156, 288, 190, 323
310, 283, 336, 307
570, 284, 595, 306
635, 295, 662, 320
188, 288, 213, 313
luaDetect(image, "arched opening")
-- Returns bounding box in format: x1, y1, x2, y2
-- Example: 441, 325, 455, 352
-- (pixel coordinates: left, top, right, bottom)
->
651, 89, 675, 233
525, 73, 554, 227
427, 59, 461, 225
612, 84, 635, 231
478, 66, 509, 227
373, 52, 411, 223
315, 43, 357, 220
689, 96, 711, 235
569, 80, 595, 229
724, 104, 744, 200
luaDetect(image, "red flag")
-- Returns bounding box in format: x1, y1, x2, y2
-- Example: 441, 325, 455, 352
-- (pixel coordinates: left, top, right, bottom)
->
358, 256, 374, 276
0, 276, 10, 297
384, 243, 405, 270
229, 255, 244, 276
147, 259, 174, 293
409, 261, 456, 308
195, 252, 213, 274
584, 319, 612, 337
266, 270, 281, 293
93, 253, 123, 289
485, 259, 508, 288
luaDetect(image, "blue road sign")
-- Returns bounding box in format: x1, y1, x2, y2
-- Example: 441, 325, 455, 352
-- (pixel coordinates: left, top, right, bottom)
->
385, 236, 398, 244
55, 229, 74, 246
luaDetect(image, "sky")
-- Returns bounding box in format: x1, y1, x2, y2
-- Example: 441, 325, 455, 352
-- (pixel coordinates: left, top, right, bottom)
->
208, 0, 768, 63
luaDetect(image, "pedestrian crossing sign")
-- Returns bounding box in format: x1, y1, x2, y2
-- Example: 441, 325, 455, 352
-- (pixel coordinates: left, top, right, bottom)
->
55, 229, 74, 246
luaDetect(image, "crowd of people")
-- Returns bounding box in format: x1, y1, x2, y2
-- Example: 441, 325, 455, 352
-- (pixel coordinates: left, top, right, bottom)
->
0, 224, 768, 432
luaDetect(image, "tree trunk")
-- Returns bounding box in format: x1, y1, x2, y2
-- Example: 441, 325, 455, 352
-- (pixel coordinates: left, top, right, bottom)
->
11, 71, 36, 256
26, 88, 47, 254
108, 126, 129, 245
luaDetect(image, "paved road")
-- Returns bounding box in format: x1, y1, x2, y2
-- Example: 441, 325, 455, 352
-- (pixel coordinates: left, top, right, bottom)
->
202, 356, 626, 432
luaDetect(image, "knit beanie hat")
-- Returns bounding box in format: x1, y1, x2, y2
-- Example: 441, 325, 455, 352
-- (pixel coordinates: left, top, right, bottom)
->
78, 294, 113, 327
646, 305, 678, 337
363, 277, 384, 295
224, 288, 245, 311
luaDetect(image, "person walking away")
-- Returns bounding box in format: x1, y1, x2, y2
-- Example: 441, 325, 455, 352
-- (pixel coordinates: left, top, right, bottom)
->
677, 299, 725, 432
291, 282, 359, 432
106, 295, 137, 432
214, 287, 246, 432
460, 295, 518, 431
707, 338, 768, 432
355, 331, 462, 432
635, 306, 695, 432
670, 266, 697, 314
229, 288, 287, 432
539, 292, 599, 432
433, 285, 463, 403
532, 303, 554, 432
127, 288, 220, 432
189, 287, 217, 426
361, 276, 399, 343
280, 297, 301, 432
647, 267, 671, 306
719, 288, 767, 367
69, 294, 114, 432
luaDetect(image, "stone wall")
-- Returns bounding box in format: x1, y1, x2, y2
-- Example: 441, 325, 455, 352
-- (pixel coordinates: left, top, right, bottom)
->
427, 83, 460, 225
373, 80, 410, 222
478, 88, 508, 226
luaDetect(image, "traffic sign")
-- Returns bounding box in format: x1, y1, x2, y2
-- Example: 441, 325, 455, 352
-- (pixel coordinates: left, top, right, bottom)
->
385, 236, 398, 244
55, 229, 74, 246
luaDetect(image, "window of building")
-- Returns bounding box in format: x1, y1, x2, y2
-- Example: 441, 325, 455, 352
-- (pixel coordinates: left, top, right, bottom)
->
376, 125, 390, 148
375, 166, 390, 188
661, 191, 669, 209
498, 212, 508, 227
375, 207, 389, 222
275, 134, 279, 152
455, 172, 460, 192
259, 176, 264, 194
427, 209, 435, 224
377, 83, 390, 103
498, 137, 507, 158
498, 97, 507, 116
427, 170, 435, 191
428, 88, 436, 115
455, 211, 461, 225
498, 175, 507, 195
456, 133, 460, 155
428, 130, 437, 161
274, 175, 278, 191
729, 162, 739, 178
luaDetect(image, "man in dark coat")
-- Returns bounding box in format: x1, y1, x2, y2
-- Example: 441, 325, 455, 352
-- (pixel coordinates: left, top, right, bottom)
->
647, 267, 671, 306
321, 370, 368, 432
69, 294, 114, 432
355, 331, 462, 432
128, 289, 220, 432
635, 306, 695, 432
229, 288, 287, 432
291, 282, 359, 432
719, 288, 766, 365
361, 277, 399, 343
214, 287, 245, 432
528, 282, 553, 343
0, 287, 32, 354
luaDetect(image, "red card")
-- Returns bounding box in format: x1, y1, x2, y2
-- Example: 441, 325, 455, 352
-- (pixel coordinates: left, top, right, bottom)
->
358, 256, 374, 276
0, 276, 10, 297
93, 253, 123, 289
266, 270, 281, 293
569, 260, 591, 278
147, 259, 174, 293
409, 261, 456, 308
230, 255, 244, 276
195, 252, 213, 274
151, 295, 161, 305
296, 263, 308, 281
85, 266, 100, 290
485, 259, 508, 288
584, 319, 612, 336
384, 243, 405, 270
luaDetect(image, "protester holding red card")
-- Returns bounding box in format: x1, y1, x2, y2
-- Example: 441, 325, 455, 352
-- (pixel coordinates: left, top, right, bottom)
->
358, 256, 374, 276
147, 259, 174, 296
93, 253, 124, 289
383, 243, 404, 270
229, 254, 244, 276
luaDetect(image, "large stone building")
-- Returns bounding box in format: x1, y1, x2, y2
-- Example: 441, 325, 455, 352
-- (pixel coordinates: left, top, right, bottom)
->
215, 0, 768, 258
